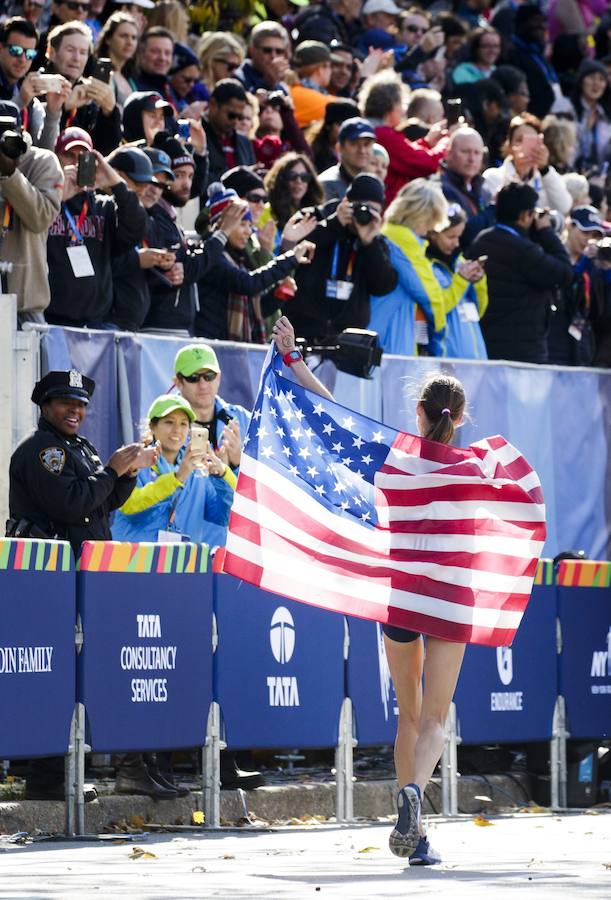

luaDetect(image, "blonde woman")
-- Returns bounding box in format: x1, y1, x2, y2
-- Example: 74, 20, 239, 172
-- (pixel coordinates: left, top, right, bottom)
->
198, 32, 245, 93
146, 0, 189, 45
369, 178, 480, 357
542, 114, 578, 174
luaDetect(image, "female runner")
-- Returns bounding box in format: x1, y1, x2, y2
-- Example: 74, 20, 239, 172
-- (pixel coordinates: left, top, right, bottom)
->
271, 314, 466, 866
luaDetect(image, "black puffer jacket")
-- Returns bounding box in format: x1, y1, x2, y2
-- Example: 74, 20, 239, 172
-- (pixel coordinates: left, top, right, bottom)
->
466, 223, 573, 364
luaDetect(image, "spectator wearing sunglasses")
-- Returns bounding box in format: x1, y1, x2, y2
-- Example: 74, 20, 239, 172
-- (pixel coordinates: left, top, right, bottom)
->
394, 8, 446, 90
198, 32, 244, 95
203, 77, 255, 189
261, 152, 323, 239
219, 165, 275, 268
0, 16, 68, 147
167, 41, 207, 113
235, 21, 290, 95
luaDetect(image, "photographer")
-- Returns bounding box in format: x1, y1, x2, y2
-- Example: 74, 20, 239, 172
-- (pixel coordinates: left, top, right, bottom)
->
291, 172, 398, 343
466, 181, 573, 364
43, 21, 122, 156
46, 125, 147, 327
0, 99, 63, 324
252, 87, 312, 171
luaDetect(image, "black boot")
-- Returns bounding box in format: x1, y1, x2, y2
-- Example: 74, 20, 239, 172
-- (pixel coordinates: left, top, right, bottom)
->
220, 751, 266, 790
144, 753, 189, 797
114, 754, 178, 799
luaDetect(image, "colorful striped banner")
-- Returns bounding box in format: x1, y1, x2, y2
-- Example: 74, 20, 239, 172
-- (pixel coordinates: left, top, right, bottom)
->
557, 559, 611, 588
0, 539, 72, 572
78, 541, 209, 574
533, 559, 554, 586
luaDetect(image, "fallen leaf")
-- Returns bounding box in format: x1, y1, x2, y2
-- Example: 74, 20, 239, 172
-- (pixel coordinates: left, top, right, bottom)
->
358, 846, 380, 853
128, 847, 156, 860
473, 816, 493, 827
222, 854, 235, 860
129, 815, 145, 830
191, 811, 205, 825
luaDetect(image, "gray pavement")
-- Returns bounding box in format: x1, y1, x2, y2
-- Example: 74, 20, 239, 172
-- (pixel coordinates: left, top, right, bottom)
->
0, 811, 610, 899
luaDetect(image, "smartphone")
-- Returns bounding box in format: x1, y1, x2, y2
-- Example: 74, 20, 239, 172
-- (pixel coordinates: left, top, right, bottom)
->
446, 98, 463, 127
76, 150, 96, 187
177, 118, 190, 141
35, 73, 64, 93
134, 443, 157, 468
190, 424, 209, 454
92, 57, 113, 84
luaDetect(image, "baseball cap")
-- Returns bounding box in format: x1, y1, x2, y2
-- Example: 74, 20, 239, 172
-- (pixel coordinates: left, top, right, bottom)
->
142, 147, 175, 181
570, 206, 605, 232
31, 370, 95, 406
361, 0, 401, 16
55, 127, 93, 155
338, 116, 376, 143
147, 393, 195, 423
108, 147, 158, 183
174, 344, 221, 377
293, 40, 331, 68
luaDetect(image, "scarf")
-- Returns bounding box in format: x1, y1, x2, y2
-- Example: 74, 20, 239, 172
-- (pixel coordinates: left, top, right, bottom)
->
225, 246, 267, 344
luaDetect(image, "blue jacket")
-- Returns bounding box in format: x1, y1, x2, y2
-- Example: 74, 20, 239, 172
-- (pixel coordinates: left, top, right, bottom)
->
111, 449, 234, 547
431, 259, 488, 360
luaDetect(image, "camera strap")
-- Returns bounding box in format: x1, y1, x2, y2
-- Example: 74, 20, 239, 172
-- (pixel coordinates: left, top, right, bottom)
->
63, 199, 89, 244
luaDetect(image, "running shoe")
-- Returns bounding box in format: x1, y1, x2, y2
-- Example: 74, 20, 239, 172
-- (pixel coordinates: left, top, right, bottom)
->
409, 835, 442, 866
389, 783, 421, 857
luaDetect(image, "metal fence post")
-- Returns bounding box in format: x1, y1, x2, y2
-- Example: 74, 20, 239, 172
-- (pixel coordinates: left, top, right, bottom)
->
202, 701, 222, 829
64, 706, 77, 837
335, 697, 355, 823
441, 702, 459, 816
74, 702, 87, 835
551, 695, 568, 810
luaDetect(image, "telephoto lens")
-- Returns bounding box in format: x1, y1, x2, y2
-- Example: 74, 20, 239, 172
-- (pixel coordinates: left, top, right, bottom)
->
0, 130, 27, 159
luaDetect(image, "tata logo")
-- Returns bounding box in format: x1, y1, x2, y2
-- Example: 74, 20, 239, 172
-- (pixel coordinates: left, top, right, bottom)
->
267, 607, 299, 707
496, 647, 513, 686
270, 606, 295, 664
590, 626, 611, 693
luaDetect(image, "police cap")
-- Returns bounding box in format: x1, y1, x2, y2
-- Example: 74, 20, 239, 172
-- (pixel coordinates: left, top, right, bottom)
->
31, 370, 95, 406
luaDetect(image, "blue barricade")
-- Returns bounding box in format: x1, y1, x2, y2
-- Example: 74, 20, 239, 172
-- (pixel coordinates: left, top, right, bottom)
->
454, 561, 557, 744
557, 560, 611, 740
0, 539, 75, 758
77, 541, 213, 753
347, 617, 398, 746
214, 574, 345, 749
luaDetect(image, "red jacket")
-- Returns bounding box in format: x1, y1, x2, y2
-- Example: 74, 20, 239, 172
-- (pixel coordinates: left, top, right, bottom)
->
374, 125, 448, 206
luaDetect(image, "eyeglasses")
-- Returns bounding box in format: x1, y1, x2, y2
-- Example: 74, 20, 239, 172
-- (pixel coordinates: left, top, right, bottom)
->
62, 0, 90, 9
178, 74, 199, 84
181, 371, 217, 383
6, 44, 37, 60
246, 192, 267, 204
404, 24, 426, 34
286, 171, 312, 183
226, 110, 248, 122
214, 58, 239, 72
259, 46, 287, 57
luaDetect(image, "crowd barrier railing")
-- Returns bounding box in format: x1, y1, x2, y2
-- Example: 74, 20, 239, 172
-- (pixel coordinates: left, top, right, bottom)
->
2, 544, 610, 835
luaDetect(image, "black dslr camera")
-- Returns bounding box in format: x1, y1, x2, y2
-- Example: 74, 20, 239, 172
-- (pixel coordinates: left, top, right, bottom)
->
352, 202, 373, 226
0, 116, 27, 159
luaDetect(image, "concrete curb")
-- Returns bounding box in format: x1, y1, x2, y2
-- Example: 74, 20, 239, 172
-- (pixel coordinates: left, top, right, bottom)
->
0, 774, 531, 835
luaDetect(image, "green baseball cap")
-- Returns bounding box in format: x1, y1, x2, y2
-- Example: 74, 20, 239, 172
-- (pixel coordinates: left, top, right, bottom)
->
174, 344, 220, 377
147, 394, 195, 422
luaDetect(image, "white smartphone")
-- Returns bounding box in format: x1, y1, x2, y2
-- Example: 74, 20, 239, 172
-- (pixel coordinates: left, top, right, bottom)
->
190, 424, 209, 454
34, 74, 64, 94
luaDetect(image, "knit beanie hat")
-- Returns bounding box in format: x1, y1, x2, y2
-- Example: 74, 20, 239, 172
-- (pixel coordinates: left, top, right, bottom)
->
153, 132, 194, 170
346, 172, 385, 206
206, 182, 252, 222
221, 165, 264, 197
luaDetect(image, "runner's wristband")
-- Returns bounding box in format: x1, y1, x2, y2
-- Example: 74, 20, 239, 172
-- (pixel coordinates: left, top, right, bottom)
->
283, 349, 303, 366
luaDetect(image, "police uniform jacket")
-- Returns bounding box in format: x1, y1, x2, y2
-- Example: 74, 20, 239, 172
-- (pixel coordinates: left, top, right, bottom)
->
9, 417, 136, 553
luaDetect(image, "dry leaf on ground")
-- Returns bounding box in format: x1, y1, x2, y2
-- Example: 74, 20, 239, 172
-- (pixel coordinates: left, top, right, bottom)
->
128, 847, 156, 860
473, 816, 494, 827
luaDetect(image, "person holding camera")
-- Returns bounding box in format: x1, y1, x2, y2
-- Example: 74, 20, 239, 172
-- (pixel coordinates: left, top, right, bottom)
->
46, 124, 147, 327
8, 368, 156, 802
0, 99, 63, 324
291, 172, 398, 343
252, 86, 312, 171
466, 181, 573, 364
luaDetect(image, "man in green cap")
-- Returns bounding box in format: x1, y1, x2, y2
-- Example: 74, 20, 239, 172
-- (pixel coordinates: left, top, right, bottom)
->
173, 343, 251, 473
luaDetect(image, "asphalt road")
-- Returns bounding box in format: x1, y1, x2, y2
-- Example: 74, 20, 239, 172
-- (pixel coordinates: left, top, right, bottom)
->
0, 811, 609, 899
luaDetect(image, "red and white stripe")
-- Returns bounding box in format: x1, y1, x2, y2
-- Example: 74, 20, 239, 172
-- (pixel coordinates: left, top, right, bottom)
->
223, 433, 546, 647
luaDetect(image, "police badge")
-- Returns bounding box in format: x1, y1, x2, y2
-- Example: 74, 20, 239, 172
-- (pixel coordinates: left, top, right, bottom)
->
39, 447, 66, 474
69, 370, 83, 388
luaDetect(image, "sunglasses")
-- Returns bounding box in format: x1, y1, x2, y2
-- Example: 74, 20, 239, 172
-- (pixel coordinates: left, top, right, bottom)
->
178, 74, 199, 84
6, 44, 37, 59
226, 110, 248, 122
181, 371, 217, 383
214, 58, 239, 72
286, 171, 312, 183
259, 46, 286, 57
404, 24, 426, 34
62, 0, 90, 10
246, 192, 267, 204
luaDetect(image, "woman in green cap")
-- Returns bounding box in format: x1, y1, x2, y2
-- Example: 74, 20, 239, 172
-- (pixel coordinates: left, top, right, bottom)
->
112, 393, 236, 546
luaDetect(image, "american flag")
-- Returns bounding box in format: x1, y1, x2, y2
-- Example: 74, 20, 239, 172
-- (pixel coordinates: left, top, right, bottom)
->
222, 348, 547, 647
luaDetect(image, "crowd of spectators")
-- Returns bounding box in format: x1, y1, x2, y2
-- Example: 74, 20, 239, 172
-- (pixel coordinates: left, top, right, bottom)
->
0, 0, 611, 366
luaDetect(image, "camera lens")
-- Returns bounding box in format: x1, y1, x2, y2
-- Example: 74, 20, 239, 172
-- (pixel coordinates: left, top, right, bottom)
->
0, 131, 27, 159
352, 203, 373, 226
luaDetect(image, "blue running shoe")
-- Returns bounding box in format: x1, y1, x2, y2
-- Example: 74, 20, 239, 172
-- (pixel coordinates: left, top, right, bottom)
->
389, 784, 421, 857
409, 835, 442, 866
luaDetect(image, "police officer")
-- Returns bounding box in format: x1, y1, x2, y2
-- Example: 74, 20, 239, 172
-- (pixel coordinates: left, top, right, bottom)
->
8, 369, 155, 801
9, 370, 150, 551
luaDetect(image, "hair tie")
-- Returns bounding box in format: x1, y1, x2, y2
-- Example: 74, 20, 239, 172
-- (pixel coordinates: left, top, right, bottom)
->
441, 408, 451, 415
